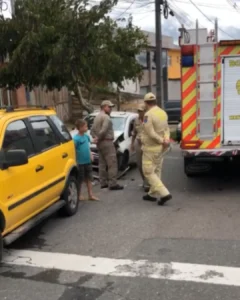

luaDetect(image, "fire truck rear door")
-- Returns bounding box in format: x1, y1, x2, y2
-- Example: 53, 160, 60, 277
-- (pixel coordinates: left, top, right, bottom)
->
222, 56, 240, 145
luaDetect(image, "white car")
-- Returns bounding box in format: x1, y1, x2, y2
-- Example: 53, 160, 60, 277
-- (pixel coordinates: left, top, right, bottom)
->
70, 111, 138, 170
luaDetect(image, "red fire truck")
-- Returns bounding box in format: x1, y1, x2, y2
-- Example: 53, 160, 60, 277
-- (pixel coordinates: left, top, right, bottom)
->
179, 19, 240, 176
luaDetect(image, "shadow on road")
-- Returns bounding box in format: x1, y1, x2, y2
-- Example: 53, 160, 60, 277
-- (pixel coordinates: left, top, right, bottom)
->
182, 160, 240, 194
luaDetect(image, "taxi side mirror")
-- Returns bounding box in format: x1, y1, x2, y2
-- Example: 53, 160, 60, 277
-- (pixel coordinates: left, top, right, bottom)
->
0, 149, 28, 170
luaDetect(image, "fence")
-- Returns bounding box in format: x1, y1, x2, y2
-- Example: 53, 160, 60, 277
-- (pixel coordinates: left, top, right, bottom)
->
33, 87, 70, 122
0, 86, 71, 121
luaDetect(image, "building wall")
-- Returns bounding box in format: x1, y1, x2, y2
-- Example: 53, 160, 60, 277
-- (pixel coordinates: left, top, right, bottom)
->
168, 48, 181, 79
0, 87, 26, 106
112, 79, 140, 95
135, 31, 182, 101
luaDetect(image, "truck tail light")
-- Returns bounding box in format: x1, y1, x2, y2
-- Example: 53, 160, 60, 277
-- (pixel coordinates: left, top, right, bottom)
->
181, 140, 202, 149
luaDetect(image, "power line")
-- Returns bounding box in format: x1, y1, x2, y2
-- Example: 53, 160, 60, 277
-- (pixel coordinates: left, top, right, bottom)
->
187, 0, 235, 39
113, 0, 238, 39
174, 0, 232, 10
118, 0, 234, 11
226, 0, 240, 13
114, 0, 135, 19
114, 0, 195, 28
168, 0, 197, 27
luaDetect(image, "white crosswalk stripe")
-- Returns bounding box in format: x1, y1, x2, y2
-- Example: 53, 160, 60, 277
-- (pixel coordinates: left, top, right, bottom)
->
3, 249, 240, 287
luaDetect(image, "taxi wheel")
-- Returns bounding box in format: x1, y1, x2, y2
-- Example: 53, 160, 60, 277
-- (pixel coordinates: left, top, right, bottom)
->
0, 232, 3, 262
60, 176, 79, 217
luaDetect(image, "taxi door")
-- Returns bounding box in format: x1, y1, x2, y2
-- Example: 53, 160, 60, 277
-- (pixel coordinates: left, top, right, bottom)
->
0, 119, 45, 234
25, 115, 66, 211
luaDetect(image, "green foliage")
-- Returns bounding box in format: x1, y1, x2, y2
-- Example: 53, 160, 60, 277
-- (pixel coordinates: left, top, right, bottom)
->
0, 0, 148, 111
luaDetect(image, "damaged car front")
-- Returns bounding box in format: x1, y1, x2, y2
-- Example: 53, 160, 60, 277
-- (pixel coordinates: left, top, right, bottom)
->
70, 111, 137, 171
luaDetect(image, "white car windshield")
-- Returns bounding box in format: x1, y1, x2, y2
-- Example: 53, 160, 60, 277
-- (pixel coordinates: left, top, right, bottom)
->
86, 115, 126, 131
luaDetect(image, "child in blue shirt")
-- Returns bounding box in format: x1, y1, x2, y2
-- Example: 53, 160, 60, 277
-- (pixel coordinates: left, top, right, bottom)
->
73, 119, 99, 201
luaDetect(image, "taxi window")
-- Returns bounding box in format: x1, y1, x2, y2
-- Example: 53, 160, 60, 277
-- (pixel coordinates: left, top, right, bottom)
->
30, 119, 59, 152
50, 115, 72, 142
2, 120, 35, 156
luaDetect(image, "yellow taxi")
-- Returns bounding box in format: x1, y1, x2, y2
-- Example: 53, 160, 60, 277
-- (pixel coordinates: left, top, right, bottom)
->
0, 106, 79, 261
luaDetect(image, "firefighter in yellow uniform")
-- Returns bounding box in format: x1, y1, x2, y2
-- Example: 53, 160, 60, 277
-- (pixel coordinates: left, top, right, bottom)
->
131, 103, 150, 192
141, 92, 172, 205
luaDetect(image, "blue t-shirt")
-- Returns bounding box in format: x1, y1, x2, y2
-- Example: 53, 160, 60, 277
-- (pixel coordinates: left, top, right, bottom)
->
73, 134, 91, 165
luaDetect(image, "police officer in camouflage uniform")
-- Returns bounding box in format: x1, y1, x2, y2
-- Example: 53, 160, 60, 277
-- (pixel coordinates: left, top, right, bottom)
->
141, 93, 172, 205
131, 103, 150, 192
91, 100, 124, 190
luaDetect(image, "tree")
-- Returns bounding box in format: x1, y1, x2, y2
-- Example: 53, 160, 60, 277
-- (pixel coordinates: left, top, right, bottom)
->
0, 0, 148, 112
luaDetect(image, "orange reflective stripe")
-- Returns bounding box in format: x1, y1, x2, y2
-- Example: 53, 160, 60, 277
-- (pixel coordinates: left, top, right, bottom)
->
182, 64, 197, 141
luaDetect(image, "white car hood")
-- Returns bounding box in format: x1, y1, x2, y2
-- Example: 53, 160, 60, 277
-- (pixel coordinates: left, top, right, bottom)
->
70, 129, 124, 149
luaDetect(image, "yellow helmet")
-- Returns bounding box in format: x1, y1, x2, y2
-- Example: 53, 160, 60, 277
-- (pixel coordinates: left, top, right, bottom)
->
137, 103, 146, 111
144, 92, 156, 101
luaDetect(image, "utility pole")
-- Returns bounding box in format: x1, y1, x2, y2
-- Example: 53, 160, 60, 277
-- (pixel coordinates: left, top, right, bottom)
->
10, 0, 15, 15
155, 0, 164, 108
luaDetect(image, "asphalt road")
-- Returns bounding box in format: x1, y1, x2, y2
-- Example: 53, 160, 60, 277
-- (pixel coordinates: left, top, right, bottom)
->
2, 144, 240, 300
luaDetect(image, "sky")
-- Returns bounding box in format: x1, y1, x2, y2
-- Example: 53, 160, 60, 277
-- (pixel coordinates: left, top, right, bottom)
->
2, 0, 240, 41
110, 0, 240, 41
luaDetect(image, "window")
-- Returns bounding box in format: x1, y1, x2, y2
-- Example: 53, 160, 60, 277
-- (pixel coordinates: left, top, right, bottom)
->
153, 50, 168, 68
50, 115, 72, 142
31, 119, 59, 152
168, 56, 172, 66
136, 51, 148, 69
111, 117, 126, 131
2, 120, 35, 156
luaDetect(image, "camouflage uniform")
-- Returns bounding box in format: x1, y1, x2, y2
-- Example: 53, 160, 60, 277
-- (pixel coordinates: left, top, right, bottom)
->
141, 93, 171, 204
91, 101, 118, 188
133, 104, 149, 188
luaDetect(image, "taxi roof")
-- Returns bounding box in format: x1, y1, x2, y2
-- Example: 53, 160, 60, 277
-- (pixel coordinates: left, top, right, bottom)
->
0, 106, 56, 119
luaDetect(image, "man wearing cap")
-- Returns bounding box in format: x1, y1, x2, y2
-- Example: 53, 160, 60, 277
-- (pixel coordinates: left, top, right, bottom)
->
131, 103, 150, 192
141, 92, 172, 205
91, 100, 124, 190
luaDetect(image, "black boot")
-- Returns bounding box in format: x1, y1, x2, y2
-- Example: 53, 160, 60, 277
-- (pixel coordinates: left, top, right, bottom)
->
101, 184, 108, 189
143, 194, 157, 202
158, 194, 172, 206
109, 184, 124, 190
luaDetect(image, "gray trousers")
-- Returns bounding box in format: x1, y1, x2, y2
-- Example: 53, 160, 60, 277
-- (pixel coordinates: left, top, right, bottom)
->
135, 140, 149, 187
98, 141, 118, 187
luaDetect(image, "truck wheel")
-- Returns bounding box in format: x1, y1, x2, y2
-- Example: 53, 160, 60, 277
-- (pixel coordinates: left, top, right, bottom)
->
184, 157, 211, 177
0, 232, 3, 263
184, 157, 198, 177
118, 151, 129, 171
60, 176, 79, 217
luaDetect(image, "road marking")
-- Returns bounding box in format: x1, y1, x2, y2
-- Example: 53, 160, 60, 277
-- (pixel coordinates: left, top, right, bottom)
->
3, 249, 240, 287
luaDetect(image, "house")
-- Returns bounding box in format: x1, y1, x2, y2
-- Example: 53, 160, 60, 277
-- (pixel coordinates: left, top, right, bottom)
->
167, 46, 181, 101
0, 86, 27, 107
135, 31, 181, 101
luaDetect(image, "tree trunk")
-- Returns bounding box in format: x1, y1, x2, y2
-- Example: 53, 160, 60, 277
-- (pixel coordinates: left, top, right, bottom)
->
71, 72, 94, 113
74, 84, 94, 113
87, 89, 93, 102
